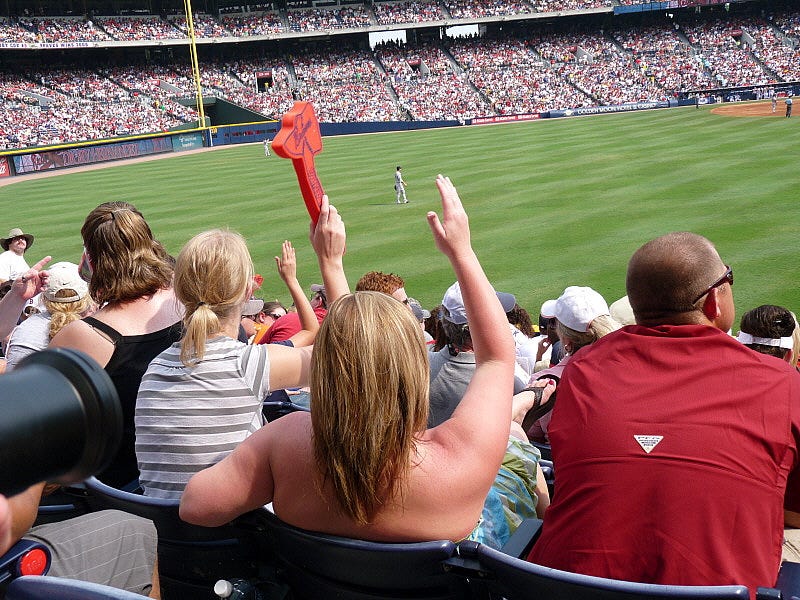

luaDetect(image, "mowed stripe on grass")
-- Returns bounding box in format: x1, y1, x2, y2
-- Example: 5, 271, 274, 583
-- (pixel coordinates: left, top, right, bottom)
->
2, 104, 797, 319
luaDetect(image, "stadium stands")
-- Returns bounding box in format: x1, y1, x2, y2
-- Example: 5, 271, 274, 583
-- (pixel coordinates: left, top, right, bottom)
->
0, 4, 797, 148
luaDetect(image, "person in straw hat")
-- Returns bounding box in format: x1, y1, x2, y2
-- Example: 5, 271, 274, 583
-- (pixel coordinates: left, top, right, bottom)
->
0, 228, 34, 284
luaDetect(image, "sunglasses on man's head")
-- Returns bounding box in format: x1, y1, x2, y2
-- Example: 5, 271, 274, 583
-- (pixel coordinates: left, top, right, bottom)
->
692, 265, 733, 304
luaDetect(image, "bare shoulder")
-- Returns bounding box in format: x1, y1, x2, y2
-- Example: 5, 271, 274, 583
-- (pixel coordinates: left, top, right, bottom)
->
49, 319, 114, 366
266, 411, 312, 449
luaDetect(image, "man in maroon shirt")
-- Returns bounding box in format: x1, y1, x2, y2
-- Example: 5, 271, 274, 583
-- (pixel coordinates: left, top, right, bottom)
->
529, 232, 800, 592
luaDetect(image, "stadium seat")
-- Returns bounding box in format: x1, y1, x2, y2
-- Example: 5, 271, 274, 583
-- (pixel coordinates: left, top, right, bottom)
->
0, 540, 50, 591
5, 576, 144, 599
445, 540, 786, 600
82, 477, 266, 599
251, 508, 470, 600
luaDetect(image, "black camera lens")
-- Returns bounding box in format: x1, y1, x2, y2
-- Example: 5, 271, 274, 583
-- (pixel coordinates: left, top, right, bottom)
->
0, 348, 122, 497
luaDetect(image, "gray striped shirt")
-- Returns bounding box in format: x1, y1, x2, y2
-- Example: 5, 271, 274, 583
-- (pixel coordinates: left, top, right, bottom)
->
135, 336, 270, 499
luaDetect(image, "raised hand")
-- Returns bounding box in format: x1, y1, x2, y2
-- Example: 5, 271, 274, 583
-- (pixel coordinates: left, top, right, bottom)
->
426, 175, 471, 261
275, 240, 297, 284
13, 255, 52, 301
310, 195, 345, 263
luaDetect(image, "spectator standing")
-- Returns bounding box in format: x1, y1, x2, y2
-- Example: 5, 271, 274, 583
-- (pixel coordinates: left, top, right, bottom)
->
0, 228, 34, 284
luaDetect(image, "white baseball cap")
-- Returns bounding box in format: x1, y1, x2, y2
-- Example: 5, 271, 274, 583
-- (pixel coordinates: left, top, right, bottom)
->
441, 281, 516, 325
540, 299, 557, 319
45, 262, 89, 303
555, 286, 609, 332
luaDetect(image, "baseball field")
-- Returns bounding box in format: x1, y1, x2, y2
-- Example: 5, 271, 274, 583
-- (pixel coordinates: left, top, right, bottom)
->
2, 101, 798, 322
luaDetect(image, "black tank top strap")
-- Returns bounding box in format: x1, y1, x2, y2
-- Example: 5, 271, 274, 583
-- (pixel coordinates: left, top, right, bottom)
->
82, 316, 123, 344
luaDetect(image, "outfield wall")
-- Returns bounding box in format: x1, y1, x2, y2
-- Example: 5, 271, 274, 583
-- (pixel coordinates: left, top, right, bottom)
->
0, 131, 205, 178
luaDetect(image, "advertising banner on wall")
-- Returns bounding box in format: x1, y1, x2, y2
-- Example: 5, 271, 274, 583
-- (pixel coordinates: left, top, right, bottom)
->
471, 113, 542, 125
13, 137, 173, 174
0, 156, 10, 178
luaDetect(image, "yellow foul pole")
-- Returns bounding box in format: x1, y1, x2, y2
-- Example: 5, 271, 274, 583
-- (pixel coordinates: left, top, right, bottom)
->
184, 0, 206, 128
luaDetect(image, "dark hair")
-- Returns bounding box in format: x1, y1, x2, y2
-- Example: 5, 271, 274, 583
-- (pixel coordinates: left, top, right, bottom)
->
740, 305, 795, 360
507, 303, 536, 337
425, 305, 447, 352
263, 301, 286, 317
440, 306, 472, 355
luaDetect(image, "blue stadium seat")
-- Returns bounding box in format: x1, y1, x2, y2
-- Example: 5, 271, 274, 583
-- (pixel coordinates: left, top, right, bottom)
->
0, 540, 50, 590
251, 508, 469, 600
82, 477, 264, 599
446, 539, 785, 600
5, 576, 144, 599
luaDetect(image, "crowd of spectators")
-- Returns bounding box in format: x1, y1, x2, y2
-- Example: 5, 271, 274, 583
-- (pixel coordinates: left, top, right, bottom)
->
169, 13, 232, 38
749, 22, 800, 82
291, 49, 399, 121
286, 6, 373, 31
447, 36, 591, 113
1, 148, 799, 598
0, 8, 797, 148
0, 17, 38, 43
613, 25, 715, 93
377, 42, 490, 121
682, 16, 773, 87
531, 0, 613, 12
221, 11, 286, 36
373, 0, 445, 25
444, 0, 536, 19
97, 16, 182, 41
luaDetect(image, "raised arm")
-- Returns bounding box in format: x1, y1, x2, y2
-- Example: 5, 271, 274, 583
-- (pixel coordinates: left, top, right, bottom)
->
310, 195, 348, 305
426, 175, 516, 466
275, 240, 319, 348
0, 257, 51, 340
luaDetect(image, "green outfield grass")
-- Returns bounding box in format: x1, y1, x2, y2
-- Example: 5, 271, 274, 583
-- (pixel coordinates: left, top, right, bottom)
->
2, 103, 798, 322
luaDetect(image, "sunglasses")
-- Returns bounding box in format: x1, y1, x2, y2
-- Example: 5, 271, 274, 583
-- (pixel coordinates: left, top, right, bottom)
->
692, 265, 733, 304
267, 313, 285, 320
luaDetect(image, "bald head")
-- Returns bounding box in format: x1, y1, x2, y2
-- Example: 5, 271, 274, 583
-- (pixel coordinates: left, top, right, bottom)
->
626, 232, 728, 326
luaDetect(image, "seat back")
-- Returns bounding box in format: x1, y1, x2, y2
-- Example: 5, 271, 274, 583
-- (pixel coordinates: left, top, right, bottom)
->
83, 477, 262, 599
448, 543, 751, 600
252, 509, 468, 600
6, 576, 144, 599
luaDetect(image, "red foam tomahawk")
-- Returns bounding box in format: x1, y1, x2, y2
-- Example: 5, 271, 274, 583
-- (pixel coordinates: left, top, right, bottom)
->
272, 101, 324, 225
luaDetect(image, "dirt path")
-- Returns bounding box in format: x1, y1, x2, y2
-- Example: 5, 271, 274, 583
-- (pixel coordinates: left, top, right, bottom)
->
710, 99, 788, 117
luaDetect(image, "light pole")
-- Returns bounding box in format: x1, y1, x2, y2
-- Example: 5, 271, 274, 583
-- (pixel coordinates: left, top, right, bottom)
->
183, 0, 206, 129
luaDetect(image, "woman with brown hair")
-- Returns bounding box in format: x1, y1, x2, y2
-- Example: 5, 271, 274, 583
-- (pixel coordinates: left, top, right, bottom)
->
50, 201, 183, 488
180, 175, 520, 542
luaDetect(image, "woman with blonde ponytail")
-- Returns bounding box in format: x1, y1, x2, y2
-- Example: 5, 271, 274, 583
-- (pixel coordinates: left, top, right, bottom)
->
135, 229, 330, 500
